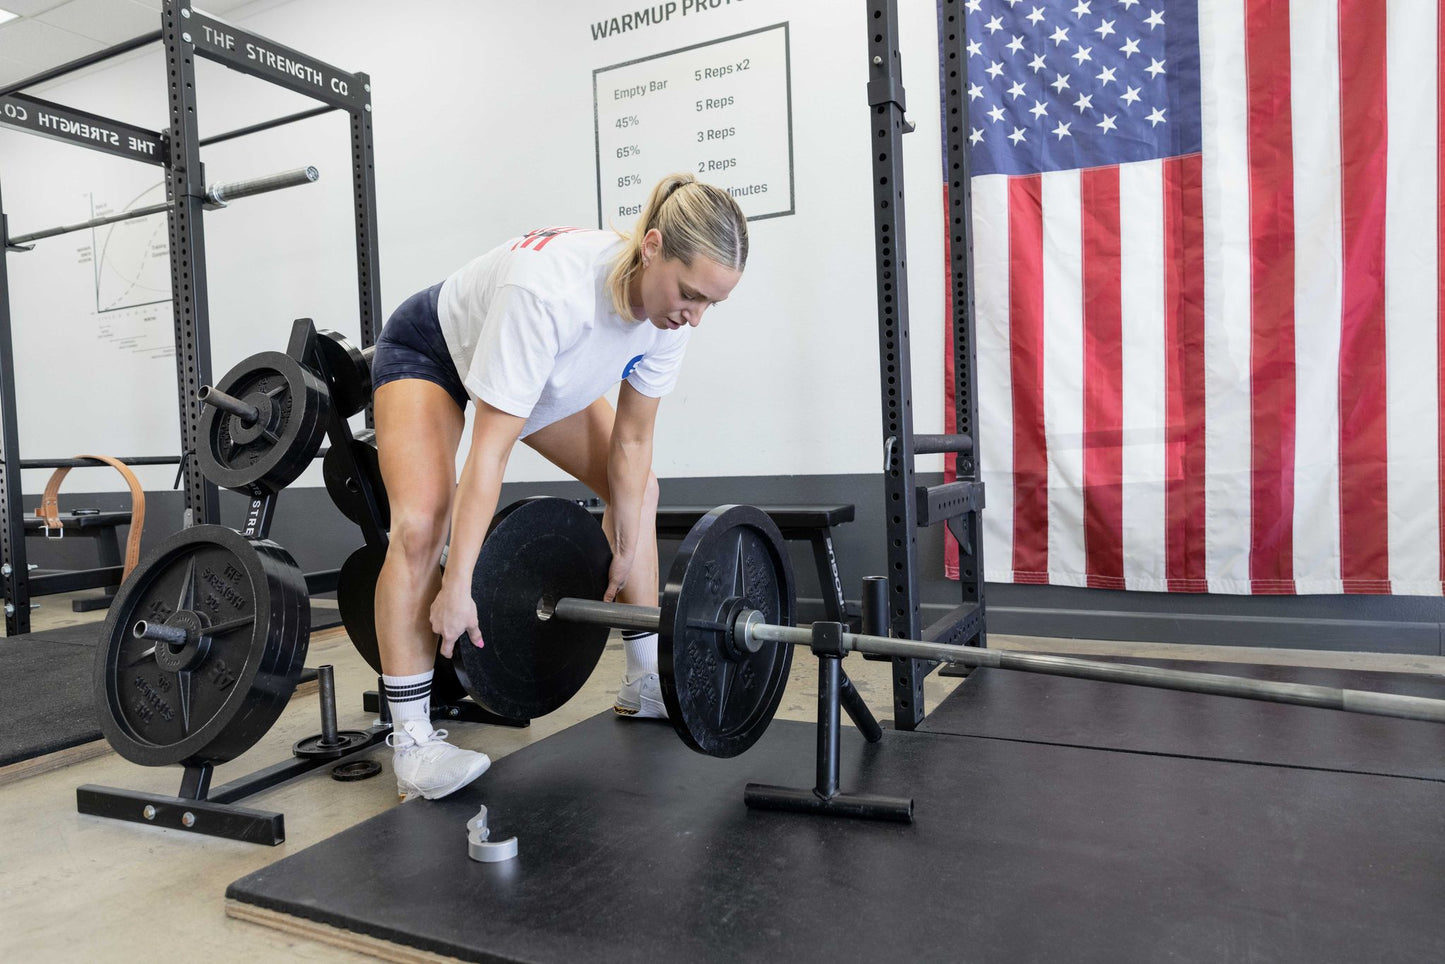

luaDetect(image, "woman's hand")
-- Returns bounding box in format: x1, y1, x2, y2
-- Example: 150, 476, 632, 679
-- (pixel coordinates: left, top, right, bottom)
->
604, 546, 636, 603
430, 583, 483, 658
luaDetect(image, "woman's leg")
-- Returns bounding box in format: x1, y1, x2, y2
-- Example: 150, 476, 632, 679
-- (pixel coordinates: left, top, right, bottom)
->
374, 379, 466, 675
373, 378, 490, 799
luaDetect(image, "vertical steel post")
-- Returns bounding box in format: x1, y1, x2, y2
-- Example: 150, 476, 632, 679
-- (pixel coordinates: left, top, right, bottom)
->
940, 0, 986, 643
162, 0, 218, 525
350, 74, 382, 428
866, 0, 927, 729
0, 182, 32, 635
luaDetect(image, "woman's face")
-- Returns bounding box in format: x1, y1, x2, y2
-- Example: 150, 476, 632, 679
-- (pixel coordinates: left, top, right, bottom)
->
631, 228, 742, 331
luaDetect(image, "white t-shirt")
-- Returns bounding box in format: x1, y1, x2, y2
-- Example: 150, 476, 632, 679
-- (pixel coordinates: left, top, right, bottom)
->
436, 227, 691, 437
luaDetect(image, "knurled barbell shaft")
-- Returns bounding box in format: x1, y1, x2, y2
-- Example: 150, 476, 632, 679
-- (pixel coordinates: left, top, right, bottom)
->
198, 385, 261, 426
744, 619, 1445, 726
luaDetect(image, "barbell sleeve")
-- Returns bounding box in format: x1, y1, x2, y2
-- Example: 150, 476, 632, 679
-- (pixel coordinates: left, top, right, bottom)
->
197, 385, 260, 426
205, 166, 320, 206
546, 597, 661, 634
133, 620, 188, 646
744, 619, 1445, 726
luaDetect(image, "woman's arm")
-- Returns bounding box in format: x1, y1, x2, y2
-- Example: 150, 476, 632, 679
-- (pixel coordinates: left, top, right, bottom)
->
430, 399, 527, 656
604, 382, 661, 601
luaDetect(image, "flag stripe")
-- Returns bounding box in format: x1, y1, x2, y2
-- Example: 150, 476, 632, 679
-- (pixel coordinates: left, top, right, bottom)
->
1163, 153, 1208, 591
1009, 174, 1048, 582
1202, 0, 1254, 592
1383, 1, 1440, 594
1119, 160, 1168, 590
1080, 166, 1125, 588
974, 176, 1016, 582
1289, 0, 1344, 592
1042, 170, 1087, 585
1336, 0, 1391, 592
1245, 0, 1298, 593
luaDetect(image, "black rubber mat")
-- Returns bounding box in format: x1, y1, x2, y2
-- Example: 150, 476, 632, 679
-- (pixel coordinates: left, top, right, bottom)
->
309, 604, 342, 632
227, 711, 1445, 962
0, 624, 103, 765
918, 658, 1445, 780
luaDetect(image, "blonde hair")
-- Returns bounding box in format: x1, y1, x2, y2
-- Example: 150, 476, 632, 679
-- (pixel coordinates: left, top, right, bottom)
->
607, 172, 749, 321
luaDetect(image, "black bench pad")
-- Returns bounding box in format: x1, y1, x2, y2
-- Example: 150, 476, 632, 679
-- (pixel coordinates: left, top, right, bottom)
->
22, 510, 132, 532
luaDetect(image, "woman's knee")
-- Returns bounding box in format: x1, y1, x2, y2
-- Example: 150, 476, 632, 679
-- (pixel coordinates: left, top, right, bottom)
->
642, 473, 661, 515
387, 508, 449, 568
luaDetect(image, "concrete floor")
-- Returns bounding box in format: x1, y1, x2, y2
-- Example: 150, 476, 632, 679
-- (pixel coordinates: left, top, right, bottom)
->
2, 592, 1442, 962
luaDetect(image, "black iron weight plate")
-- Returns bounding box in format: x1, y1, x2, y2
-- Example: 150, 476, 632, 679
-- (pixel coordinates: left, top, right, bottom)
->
314, 329, 373, 418
196, 350, 331, 496
660, 505, 795, 758
324, 429, 389, 529
331, 759, 382, 781
94, 525, 310, 767
335, 543, 467, 705
454, 498, 611, 721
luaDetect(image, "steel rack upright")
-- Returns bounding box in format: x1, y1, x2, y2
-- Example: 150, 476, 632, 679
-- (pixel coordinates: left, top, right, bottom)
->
865, 0, 987, 729
0, 1, 381, 634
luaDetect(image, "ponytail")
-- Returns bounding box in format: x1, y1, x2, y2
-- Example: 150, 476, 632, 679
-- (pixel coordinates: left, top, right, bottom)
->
606, 172, 748, 321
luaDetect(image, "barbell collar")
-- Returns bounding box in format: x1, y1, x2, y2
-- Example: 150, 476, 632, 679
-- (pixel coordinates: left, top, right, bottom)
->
741, 614, 1445, 726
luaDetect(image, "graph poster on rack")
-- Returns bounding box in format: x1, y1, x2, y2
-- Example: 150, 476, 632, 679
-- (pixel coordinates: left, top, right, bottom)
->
594, 23, 794, 226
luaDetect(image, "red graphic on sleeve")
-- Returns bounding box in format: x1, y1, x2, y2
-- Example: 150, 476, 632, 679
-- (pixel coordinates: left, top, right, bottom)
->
511, 226, 586, 252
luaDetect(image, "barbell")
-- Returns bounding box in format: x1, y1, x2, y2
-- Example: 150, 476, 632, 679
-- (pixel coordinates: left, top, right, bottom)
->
456, 498, 1445, 759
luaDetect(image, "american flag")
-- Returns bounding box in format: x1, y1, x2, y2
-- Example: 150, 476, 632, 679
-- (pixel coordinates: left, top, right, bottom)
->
943, 0, 1444, 594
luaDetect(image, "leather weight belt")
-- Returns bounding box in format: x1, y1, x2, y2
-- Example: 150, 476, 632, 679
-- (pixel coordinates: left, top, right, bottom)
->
36, 455, 147, 580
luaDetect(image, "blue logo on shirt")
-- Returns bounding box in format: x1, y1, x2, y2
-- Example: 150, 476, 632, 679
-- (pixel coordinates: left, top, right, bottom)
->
621, 354, 644, 379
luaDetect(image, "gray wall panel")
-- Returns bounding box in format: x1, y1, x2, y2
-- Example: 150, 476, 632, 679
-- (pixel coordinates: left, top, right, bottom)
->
21, 474, 1445, 655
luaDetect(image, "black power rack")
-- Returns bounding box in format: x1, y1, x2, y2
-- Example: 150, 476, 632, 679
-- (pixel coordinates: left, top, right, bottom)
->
866, 0, 986, 729
0, 0, 381, 635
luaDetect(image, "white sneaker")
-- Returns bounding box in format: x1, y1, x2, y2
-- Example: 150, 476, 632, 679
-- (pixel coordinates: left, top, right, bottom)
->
387, 719, 491, 801
614, 673, 668, 719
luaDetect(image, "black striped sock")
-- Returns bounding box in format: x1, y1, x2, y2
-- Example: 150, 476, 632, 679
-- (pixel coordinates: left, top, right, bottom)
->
382, 670, 433, 728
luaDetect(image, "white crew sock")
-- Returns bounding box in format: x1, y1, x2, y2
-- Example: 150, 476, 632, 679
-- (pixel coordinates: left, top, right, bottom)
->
382, 670, 433, 731
622, 631, 659, 680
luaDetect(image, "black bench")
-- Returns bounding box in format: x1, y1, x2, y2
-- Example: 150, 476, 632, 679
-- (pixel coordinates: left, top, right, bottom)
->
586, 504, 856, 624
22, 510, 131, 611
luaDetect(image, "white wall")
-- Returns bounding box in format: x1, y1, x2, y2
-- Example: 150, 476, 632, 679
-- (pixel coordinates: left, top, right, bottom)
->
0, 0, 949, 497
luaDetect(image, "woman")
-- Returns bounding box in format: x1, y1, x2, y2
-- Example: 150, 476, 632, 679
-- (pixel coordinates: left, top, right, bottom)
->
369, 173, 748, 800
